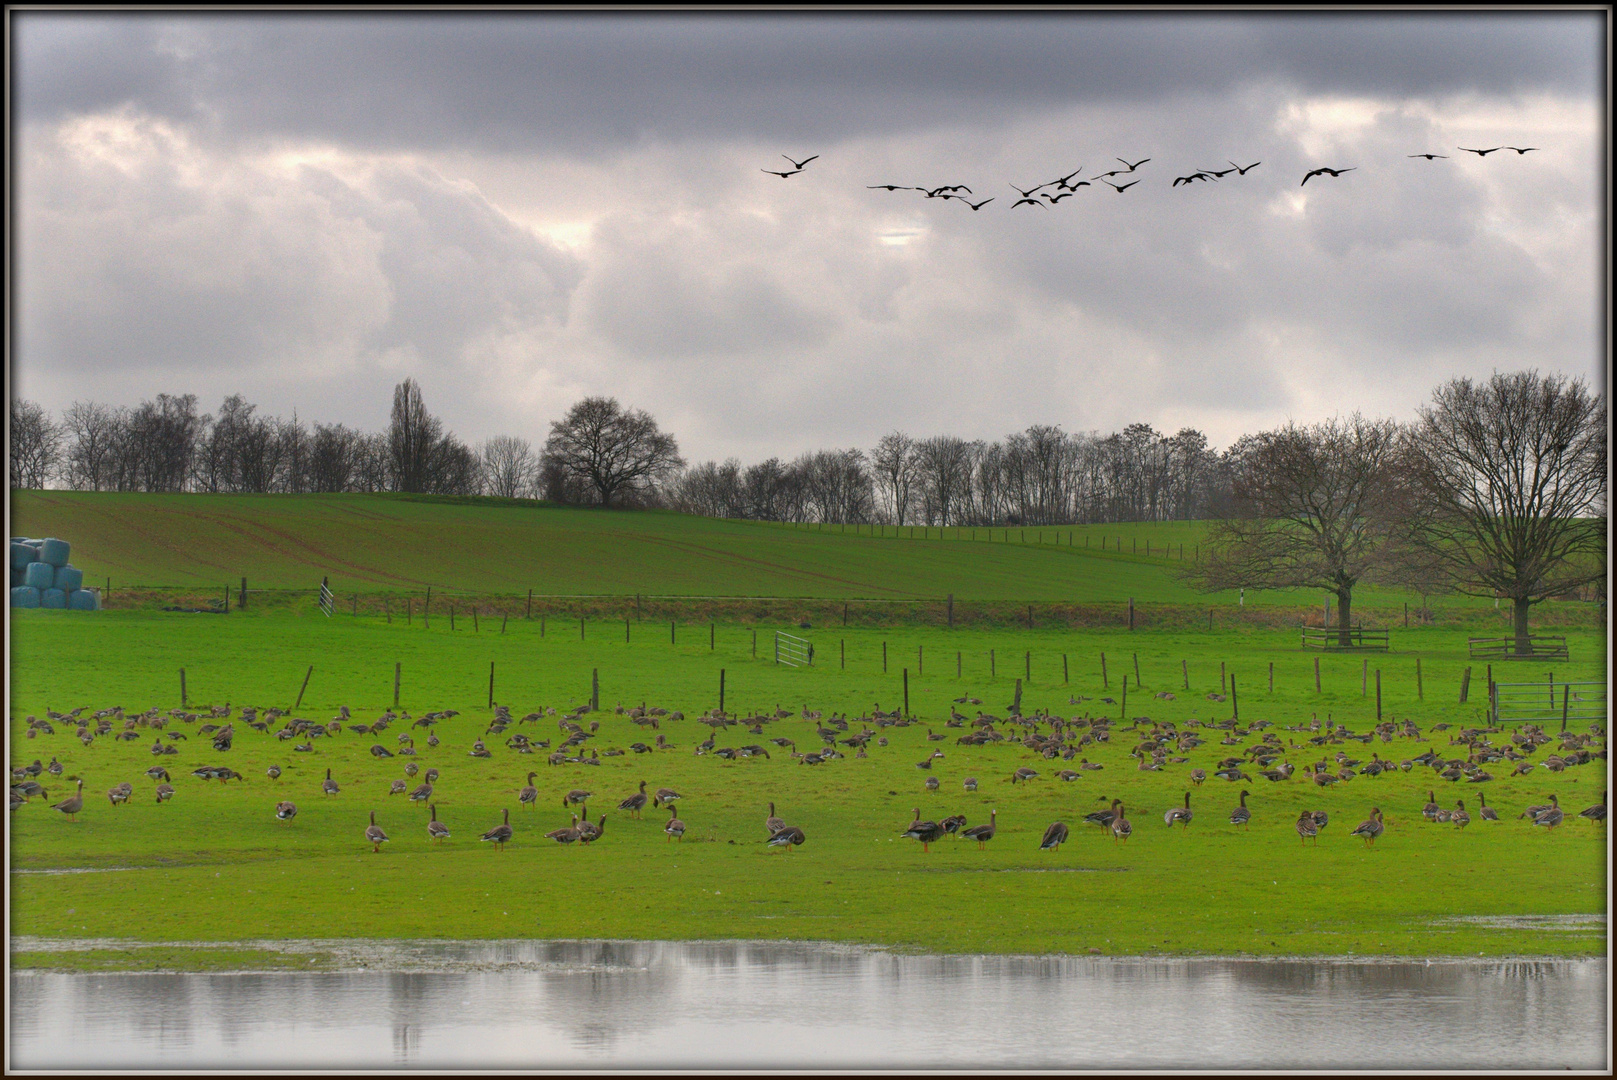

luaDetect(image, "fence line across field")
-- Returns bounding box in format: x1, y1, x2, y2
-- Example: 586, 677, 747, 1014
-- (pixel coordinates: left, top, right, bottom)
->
1490, 680, 1606, 727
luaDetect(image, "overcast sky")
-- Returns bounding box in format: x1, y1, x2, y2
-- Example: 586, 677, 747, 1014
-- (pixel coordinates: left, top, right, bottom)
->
12, 12, 1606, 465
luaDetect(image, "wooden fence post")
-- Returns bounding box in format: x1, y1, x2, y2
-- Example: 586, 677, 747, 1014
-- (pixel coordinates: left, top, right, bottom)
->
1182, 659, 1189, 690
1268, 662, 1274, 694
1100, 652, 1108, 689
1459, 666, 1471, 703
394, 662, 401, 707
1120, 675, 1127, 719
180, 668, 187, 707
1128, 598, 1134, 630
947, 594, 954, 627
591, 668, 599, 712
1415, 658, 1423, 700
449, 602, 455, 631
239, 576, 247, 608
1063, 653, 1069, 684
1561, 685, 1570, 732
671, 621, 676, 645
294, 665, 313, 710
710, 623, 715, 650
903, 669, 909, 717
1314, 656, 1321, 693
488, 661, 495, 708
1375, 669, 1382, 721
472, 607, 479, 633
990, 648, 995, 679
882, 641, 888, 673
1221, 662, 1227, 694
1361, 658, 1368, 697
1025, 651, 1030, 680
1231, 675, 1238, 721
1133, 652, 1141, 685
526, 589, 532, 618
957, 651, 962, 678
919, 645, 924, 676
719, 669, 725, 715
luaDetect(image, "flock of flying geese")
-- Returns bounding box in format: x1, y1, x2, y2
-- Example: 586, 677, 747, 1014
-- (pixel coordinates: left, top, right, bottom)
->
759, 144, 1541, 210
12, 692, 1605, 860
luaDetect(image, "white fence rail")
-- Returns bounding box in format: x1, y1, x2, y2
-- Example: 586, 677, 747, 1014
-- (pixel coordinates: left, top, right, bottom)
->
1491, 680, 1606, 727
774, 631, 811, 667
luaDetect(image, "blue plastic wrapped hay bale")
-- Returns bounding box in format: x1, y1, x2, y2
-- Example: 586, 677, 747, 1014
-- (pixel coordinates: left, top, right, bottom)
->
68, 588, 99, 611
11, 586, 41, 608
40, 588, 67, 609
10, 567, 20, 589
55, 565, 84, 592
11, 541, 37, 570
24, 562, 54, 590
39, 538, 70, 568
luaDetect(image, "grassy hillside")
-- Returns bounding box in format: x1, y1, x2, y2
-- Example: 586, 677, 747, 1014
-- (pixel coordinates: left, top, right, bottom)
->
7, 492, 1545, 615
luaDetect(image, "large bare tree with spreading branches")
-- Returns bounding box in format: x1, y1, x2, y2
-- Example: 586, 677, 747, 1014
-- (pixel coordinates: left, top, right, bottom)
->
542, 397, 684, 508
1399, 370, 1606, 656
1185, 414, 1405, 644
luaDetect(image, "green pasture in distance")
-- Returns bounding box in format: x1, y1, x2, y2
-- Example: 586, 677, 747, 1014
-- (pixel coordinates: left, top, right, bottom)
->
8, 609, 1607, 963
8, 490, 1535, 610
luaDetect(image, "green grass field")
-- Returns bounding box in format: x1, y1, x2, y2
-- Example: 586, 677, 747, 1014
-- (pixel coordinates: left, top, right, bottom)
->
9, 601, 1607, 967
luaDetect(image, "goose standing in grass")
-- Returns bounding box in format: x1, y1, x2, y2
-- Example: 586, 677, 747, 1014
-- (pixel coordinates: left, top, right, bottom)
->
1296, 809, 1320, 845
1422, 790, 1440, 821
1310, 810, 1329, 832
768, 825, 806, 851
519, 773, 539, 809
1350, 807, 1384, 846
408, 781, 433, 805
1579, 791, 1606, 825
654, 787, 682, 809
664, 805, 686, 842
1229, 790, 1251, 827
1533, 794, 1563, 830
1110, 802, 1132, 843
1478, 792, 1499, 821
962, 809, 998, 849
366, 810, 389, 853
266, 765, 281, 781
579, 813, 607, 845
108, 782, 133, 807
427, 804, 450, 842
481, 808, 514, 850
52, 780, 84, 820
389, 779, 407, 796
1451, 800, 1470, 829
275, 800, 297, 823
563, 789, 592, 809
155, 783, 175, 803
765, 802, 786, 835
963, 777, 978, 792
1039, 821, 1069, 850
619, 781, 649, 819
546, 815, 582, 845
1164, 792, 1192, 827
902, 810, 946, 852
323, 769, 339, 796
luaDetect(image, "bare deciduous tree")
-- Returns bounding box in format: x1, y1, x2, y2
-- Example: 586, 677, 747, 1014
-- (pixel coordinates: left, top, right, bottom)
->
1400, 370, 1607, 655
10, 398, 64, 489
479, 435, 536, 500
1186, 415, 1405, 643
61, 401, 122, 491
388, 378, 441, 494
871, 432, 917, 525
541, 397, 683, 508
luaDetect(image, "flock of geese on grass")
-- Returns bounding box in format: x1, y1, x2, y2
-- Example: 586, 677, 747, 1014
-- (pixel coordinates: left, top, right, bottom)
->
759, 144, 1543, 211
11, 695, 1605, 856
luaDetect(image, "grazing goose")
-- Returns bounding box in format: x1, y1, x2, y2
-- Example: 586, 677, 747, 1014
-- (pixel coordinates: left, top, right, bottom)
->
1579, 791, 1606, 825
1039, 821, 1069, 850
924, 776, 940, 791
145, 766, 171, 781
1296, 809, 1320, 845
1229, 789, 1251, 827
519, 773, 539, 809
1349, 807, 1384, 846
365, 811, 389, 852
578, 813, 607, 845
425, 768, 440, 784
1086, 799, 1119, 829
107, 782, 133, 806
266, 765, 281, 781
275, 800, 297, 823
768, 825, 806, 851
940, 813, 968, 835
1533, 795, 1563, 830
322, 769, 339, 796
563, 789, 592, 808
155, 783, 175, 803
963, 777, 979, 792
765, 802, 786, 835
1110, 802, 1132, 843
427, 803, 450, 842
389, 779, 407, 796
481, 808, 514, 850
404, 761, 419, 777
620, 781, 649, 819
664, 805, 686, 842
52, 780, 85, 820
961, 809, 998, 849
654, 787, 682, 808
1422, 790, 1440, 821
1163, 792, 1192, 827
408, 782, 433, 804
1451, 800, 1470, 829
1012, 767, 1038, 784
1310, 810, 1329, 832
1189, 768, 1207, 786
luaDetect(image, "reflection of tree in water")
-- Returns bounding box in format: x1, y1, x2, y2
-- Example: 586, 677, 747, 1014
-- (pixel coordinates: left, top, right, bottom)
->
542, 942, 679, 1053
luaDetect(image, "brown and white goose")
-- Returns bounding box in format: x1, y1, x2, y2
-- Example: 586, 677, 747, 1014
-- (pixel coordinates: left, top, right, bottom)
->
664, 805, 686, 842
366, 810, 389, 853
481, 808, 514, 850
619, 781, 649, 819
519, 773, 539, 809
275, 800, 297, 823
1163, 792, 1192, 827
52, 780, 84, 820
765, 801, 786, 835
961, 809, 998, 849
427, 804, 450, 842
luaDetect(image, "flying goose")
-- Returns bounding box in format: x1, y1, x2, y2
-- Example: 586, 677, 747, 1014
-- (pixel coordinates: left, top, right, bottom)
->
1300, 166, 1355, 185
782, 154, 819, 169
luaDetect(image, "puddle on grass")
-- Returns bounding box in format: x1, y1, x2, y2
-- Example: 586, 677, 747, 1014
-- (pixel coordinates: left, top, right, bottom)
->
1435, 914, 1607, 932
8, 940, 1606, 1070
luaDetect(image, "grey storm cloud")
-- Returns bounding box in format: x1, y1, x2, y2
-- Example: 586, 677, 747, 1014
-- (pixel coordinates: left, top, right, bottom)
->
14, 12, 1602, 152
10, 10, 1605, 463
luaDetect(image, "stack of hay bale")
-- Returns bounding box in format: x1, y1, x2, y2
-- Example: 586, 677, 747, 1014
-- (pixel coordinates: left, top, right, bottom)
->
10, 537, 98, 610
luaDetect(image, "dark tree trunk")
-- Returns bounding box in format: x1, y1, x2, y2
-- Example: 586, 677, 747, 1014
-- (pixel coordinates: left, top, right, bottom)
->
1336, 587, 1353, 647
1513, 597, 1533, 656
